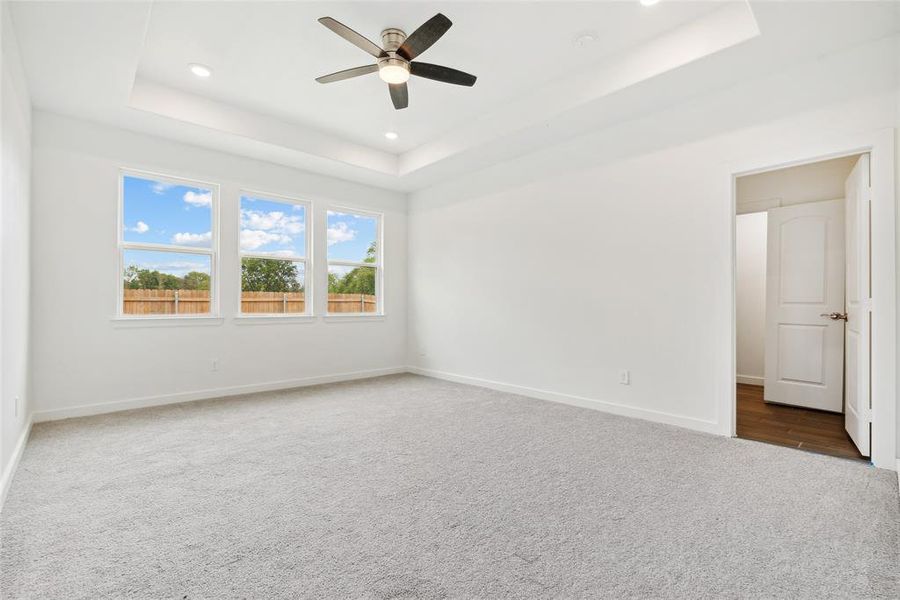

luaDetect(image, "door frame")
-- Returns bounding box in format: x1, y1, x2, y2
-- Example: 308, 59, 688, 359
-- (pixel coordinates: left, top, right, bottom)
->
723, 128, 896, 469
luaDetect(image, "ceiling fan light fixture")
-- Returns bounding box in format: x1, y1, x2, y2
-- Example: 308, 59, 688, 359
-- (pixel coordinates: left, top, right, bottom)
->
377, 57, 411, 84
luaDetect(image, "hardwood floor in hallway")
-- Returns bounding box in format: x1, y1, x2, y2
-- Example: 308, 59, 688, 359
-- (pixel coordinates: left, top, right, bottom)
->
736, 384, 867, 462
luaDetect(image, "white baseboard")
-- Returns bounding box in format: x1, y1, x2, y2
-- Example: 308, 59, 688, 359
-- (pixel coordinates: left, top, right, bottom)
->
408, 366, 721, 435
1, 416, 33, 511
32, 366, 407, 423
736, 374, 764, 386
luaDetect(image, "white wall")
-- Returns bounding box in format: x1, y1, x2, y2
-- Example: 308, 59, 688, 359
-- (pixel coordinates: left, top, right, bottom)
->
30, 112, 407, 419
735, 212, 766, 384
408, 35, 900, 451
1, 3, 32, 496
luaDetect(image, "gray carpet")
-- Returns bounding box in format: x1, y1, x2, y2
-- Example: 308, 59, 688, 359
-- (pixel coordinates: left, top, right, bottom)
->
1, 374, 898, 599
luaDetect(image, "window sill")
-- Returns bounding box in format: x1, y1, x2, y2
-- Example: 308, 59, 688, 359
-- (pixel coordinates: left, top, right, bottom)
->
233, 315, 315, 325
111, 316, 224, 328
323, 314, 385, 323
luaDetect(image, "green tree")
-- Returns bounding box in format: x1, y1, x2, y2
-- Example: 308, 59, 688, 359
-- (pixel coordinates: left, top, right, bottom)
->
124, 267, 183, 290
241, 258, 302, 292
182, 271, 210, 291
124, 267, 209, 290
328, 241, 376, 295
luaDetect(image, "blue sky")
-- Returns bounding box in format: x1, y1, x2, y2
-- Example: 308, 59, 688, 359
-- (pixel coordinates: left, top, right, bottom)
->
123, 175, 212, 248
327, 210, 377, 262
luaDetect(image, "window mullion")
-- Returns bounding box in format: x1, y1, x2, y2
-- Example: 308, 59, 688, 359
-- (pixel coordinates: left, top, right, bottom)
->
327, 260, 379, 268
240, 252, 305, 262
122, 242, 214, 256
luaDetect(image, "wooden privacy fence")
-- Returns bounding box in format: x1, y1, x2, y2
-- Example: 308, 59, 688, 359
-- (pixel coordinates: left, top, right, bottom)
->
241, 291, 305, 314
327, 293, 377, 313
123, 289, 211, 315
123, 289, 376, 314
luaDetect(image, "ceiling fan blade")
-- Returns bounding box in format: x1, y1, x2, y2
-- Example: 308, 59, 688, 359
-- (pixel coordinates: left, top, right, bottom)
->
397, 13, 452, 60
389, 83, 409, 110
315, 64, 379, 84
410, 62, 477, 87
318, 17, 385, 58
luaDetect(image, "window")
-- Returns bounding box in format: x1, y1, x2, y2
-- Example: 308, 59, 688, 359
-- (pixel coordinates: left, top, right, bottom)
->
239, 193, 310, 315
119, 171, 217, 317
327, 208, 382, 315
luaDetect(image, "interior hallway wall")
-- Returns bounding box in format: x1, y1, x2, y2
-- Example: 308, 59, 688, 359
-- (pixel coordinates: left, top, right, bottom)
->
736, 156, 857, 214
1, 3, 32, 500
735, 212, 766, 385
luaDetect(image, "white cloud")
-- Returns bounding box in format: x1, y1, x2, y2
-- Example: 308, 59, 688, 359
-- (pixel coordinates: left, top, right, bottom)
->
327, 221, 356, 246
240, 229, 292, 251
151, 182, 173, 195
128, 220, 149, 234
172, 231, 212, 246
240, 209, 304, 235
183, 190, 212, 207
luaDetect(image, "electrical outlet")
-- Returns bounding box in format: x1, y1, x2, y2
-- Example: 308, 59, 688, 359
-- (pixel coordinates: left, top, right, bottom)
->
619, 370, 630, 385
211, 359, 219, 372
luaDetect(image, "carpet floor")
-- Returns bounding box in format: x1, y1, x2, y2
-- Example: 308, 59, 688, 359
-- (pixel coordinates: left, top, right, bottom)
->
1, 374, 898, 599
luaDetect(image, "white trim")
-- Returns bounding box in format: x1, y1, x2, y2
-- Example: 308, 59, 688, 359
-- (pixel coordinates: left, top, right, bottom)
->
31, 367, 407, 423
232, 315, 315, 325
323, 314, 386, 322
736, 374, 764, 386
110, 316, 224, 328
724, 128, 896, 469
0, 416, 32, 511
408, 367, 721, 435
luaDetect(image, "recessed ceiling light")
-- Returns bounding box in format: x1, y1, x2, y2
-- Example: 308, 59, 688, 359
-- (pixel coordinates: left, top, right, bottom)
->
188, 63, 212, 78
640, 0, 660, 6
573, 31, 598, 47
384, 131, 399, 141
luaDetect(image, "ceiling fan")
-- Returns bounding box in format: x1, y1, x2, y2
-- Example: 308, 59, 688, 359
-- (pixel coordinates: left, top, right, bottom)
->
315, 13, 477, 110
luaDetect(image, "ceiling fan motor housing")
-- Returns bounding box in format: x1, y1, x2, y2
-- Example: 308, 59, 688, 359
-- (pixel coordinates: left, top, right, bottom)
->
381, 28, 407, 52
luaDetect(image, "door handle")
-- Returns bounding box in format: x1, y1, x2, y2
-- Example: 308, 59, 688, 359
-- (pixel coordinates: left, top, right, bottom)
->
820, 312, 848, 321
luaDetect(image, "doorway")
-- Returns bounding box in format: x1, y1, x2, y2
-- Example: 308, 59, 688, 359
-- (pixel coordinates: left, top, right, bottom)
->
734, 154, 869, 462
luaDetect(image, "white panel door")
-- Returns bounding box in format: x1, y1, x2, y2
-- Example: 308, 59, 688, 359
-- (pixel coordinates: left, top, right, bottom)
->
844, 155, 871, 457
764, 199, 845, 411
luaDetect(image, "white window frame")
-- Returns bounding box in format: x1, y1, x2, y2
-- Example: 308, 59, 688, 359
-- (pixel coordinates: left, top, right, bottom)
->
326, 206, 384, 316
117, 168, 220, 320
237, 190, 313, 317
